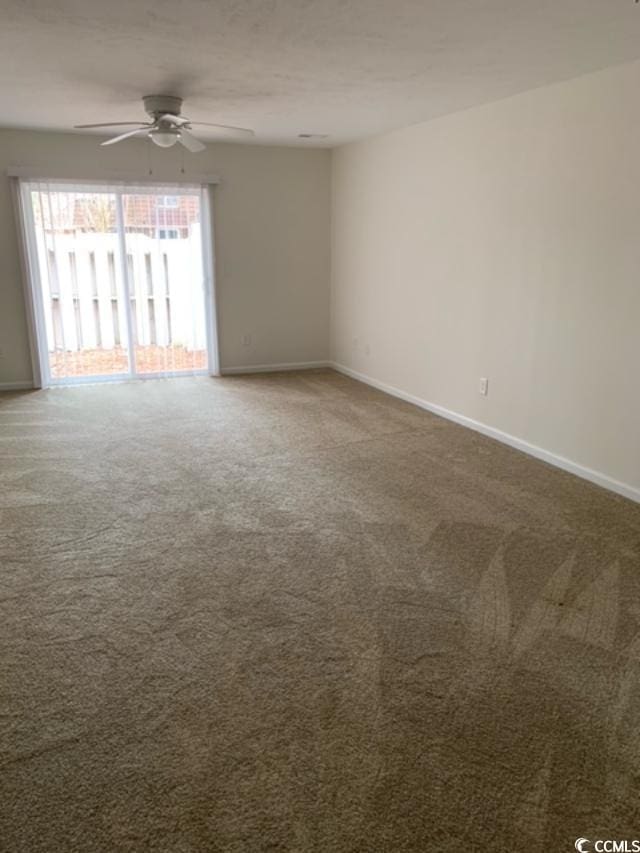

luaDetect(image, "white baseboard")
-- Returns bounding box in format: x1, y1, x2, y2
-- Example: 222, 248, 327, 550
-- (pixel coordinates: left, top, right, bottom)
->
0, 380, 34, 392
220, 361, 330, 375
330, 362, 640, 505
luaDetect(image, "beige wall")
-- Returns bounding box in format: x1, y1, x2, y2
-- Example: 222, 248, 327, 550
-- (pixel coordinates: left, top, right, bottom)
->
331, 60, 640, 495
0, 130, 330, 383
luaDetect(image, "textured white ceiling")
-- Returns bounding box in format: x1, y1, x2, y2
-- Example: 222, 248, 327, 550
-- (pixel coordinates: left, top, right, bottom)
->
1, 0, 640, 147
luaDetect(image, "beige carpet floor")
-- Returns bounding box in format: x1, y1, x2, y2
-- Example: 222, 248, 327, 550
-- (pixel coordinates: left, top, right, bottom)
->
1, 369, 639, 852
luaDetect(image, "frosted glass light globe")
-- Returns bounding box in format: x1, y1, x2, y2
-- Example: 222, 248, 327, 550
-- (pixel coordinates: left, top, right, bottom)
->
150, 130, 180, 148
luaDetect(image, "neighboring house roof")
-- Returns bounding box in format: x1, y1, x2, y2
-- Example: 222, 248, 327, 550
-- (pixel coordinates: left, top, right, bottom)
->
68, 195, 200, 232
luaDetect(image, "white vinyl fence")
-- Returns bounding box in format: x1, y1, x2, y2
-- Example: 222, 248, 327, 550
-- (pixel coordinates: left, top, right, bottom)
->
35, 227, 206, 353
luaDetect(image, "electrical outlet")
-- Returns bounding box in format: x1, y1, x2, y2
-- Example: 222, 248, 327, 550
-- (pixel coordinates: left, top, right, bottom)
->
479, 377, 489, 396
241, 334, 252, 347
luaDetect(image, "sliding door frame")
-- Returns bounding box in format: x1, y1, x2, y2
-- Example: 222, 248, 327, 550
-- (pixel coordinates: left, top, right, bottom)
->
12, 176, 220, 388
200, 185, 220, 378
11, 179, 46, 388
113, 191, 137, 378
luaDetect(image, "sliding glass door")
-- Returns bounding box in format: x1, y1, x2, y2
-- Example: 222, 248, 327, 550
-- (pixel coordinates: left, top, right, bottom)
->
121, 191, 208, 377
20, 180, 214, 385
27, 185, 129, 381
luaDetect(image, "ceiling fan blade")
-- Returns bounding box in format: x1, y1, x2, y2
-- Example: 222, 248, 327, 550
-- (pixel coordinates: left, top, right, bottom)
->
75, 122, 152, 129
178, 129, 206, 153
101, 127, 149, 146
189, 122, 255, 137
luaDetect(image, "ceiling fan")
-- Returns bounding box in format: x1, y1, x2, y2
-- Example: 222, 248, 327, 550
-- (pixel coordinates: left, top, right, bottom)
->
74, 95, 254, 152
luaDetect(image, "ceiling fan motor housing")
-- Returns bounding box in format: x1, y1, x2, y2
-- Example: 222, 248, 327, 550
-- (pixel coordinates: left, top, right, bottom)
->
143, 94, 183, 120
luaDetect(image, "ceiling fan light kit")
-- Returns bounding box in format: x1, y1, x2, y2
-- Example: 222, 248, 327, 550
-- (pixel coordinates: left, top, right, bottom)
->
150, 127, 181, 148
74, 95, 255, 153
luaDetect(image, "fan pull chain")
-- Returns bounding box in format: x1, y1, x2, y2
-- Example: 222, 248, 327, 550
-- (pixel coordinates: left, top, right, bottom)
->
147, 139, 153, 175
